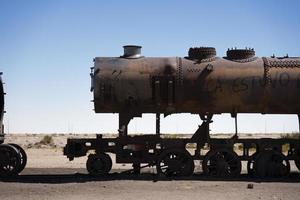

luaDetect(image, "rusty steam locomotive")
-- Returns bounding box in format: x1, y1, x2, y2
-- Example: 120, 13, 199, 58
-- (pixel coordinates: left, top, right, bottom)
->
0, 73, 27, 177
64, 46, 300, 178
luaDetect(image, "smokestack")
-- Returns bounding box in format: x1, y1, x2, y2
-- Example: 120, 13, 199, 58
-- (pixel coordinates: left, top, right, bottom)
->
122, 45, 142, 59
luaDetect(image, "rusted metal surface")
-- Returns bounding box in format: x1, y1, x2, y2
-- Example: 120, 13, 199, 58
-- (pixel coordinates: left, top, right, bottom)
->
64, 46, 300, 178
92, 47, 300, 115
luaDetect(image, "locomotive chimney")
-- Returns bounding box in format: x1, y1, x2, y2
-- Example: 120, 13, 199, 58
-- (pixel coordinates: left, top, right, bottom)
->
122, 45, 142, 59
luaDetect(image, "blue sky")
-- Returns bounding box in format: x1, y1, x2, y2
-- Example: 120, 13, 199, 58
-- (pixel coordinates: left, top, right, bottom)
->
0, 0, 299, 134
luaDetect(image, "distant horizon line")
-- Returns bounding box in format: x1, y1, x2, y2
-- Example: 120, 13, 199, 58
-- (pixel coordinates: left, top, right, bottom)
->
4, 132, 299, 135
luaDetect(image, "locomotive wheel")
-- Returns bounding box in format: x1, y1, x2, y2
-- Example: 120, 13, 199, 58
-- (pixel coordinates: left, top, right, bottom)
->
9, 143, 27, 173
86, 153, 112, 175
253, 150, 290, 178
295, 149, 300, 171
247, 152, 258, 176
0, 144, 22, 177
202, 149, 241, 177
156, 149, 194, 176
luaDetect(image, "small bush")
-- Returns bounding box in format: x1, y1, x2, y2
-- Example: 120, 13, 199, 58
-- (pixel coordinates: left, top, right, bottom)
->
40, 135, 54, 145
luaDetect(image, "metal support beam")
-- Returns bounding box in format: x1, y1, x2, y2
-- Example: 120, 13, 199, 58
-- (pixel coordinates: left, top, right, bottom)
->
193, 115, 213, 157
192, 115, 212, 143
231, 112, 238, 139
118, 113, 133, 136
156, 113, 160, 135
298, 114, 300, 134
235, 114, 238, 137
167, 80, 173, 106
154, 80, 160, 106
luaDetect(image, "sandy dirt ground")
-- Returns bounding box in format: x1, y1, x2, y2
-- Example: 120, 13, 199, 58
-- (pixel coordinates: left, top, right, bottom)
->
0, 134, 300, 200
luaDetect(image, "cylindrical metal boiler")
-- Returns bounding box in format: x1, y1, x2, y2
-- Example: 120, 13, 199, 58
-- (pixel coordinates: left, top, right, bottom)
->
92, 46, 300, 115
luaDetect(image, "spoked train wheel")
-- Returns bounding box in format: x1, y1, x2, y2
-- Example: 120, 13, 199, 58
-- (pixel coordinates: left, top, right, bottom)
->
9, 143, 27, 173
253, 150, 290, 178
86, 153, 112, 175
0, 144, 22, 177
156, 149, 194, 177
202, 148, 241, 178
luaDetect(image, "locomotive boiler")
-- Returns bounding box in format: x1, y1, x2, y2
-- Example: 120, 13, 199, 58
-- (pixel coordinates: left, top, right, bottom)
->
0, 73, 27, 177
64, 46, 300, 178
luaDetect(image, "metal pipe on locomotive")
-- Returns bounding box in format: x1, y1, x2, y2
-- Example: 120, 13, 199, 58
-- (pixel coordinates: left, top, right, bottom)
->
64, 45, 300, 178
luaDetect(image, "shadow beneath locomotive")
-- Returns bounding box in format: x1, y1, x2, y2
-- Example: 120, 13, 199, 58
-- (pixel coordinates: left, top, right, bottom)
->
1, 168, 300, 184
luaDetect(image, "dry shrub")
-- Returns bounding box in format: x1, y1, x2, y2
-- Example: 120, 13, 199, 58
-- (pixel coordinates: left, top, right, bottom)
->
40, 135, 54, 145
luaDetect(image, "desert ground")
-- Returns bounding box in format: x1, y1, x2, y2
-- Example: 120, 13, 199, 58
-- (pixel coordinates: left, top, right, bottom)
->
0, 134, 300, 200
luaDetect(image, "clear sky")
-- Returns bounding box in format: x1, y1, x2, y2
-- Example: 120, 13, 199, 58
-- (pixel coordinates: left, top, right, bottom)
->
0, 0, 299, 134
